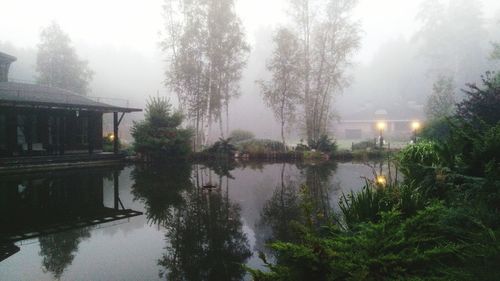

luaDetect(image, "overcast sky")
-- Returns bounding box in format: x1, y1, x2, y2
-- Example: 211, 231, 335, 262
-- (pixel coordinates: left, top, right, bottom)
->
2, 0, 499, 63
1, 0, 500, 138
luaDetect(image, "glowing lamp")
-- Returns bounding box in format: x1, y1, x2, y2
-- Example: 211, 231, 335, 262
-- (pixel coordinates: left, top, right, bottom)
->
411, 121, 421, 131
376, 121, 386, 131
376, 175, 387, 187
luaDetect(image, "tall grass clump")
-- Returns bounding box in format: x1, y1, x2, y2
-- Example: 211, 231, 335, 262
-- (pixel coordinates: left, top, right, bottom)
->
339, 182, 425, 228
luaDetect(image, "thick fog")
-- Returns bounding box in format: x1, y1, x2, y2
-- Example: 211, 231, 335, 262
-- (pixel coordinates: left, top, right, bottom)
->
1, 0, 500, 140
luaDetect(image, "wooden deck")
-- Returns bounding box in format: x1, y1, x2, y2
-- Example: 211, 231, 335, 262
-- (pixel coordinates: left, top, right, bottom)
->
0, 208, 142, 262
0, 243, 20, 262
1, 208, 143, 243
0, 153, 126, 173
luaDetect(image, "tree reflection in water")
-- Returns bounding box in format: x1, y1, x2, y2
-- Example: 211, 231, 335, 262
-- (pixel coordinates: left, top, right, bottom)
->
131, 161, 251, 280
297, 161, 338, 225
131, 162, 192, 225
39, 228, 90, 280
0, 168, 115, 279
258, 162, 338, 246
258, 163, 302, 245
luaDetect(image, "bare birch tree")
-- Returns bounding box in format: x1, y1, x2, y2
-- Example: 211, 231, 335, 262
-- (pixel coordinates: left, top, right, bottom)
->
289, 0, 360, 143
162, 0, 248, 149
259, 28, 302, 147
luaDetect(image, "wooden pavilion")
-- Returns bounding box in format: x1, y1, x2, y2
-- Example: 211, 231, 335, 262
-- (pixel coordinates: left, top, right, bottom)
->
0, 52, 141, 159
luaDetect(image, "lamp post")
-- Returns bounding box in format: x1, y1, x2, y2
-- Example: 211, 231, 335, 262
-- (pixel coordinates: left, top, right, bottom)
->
376, 121, 386, 149
411, 121, 421, 143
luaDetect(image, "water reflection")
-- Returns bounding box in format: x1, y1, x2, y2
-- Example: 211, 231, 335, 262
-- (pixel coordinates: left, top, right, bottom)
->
0, 160, 390, 280
160, 187, 251, 280
258, 163, 302, 244
298, 161, 338, 223
131, 162, 192, 225
131, 162, 252, 280
39, 228, 90, 279
0, 166, 142, 277
257, 162, 339, 247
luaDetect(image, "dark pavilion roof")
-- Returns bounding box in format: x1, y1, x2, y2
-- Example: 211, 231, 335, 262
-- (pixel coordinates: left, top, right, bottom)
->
0, 52, 16, 63
0, 81, 141, 113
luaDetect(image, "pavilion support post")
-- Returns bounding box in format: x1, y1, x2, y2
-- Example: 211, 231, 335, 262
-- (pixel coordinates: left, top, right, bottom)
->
56, 116, 63, 155
26, 114, 33, 153
113, 170, 119, 210
6, 109, 17, 156
88, 114, 94, 155
113, 112, 119, 154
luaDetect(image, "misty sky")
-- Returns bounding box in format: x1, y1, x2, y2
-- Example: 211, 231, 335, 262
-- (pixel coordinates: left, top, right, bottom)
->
1, 0, 500, 139
2, 0, 499, 62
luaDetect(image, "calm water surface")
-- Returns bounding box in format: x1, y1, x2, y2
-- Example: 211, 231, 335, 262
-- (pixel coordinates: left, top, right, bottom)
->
0, 161, 389, 280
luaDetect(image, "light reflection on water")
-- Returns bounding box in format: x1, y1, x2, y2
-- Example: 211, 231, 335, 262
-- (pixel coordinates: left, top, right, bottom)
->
0, 161, 387, 280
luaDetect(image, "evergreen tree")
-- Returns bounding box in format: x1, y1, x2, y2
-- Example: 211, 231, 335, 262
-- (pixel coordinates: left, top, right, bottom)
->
131, 96, 192, 161
457, 72, 500, 127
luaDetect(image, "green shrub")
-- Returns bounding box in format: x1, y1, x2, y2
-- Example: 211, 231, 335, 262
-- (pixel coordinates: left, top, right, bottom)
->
420, 117, 453, 142
294, 142, 310, 152
308, 135, 338, 154
398, 141, 441, 180
434, 122, 500, 177
352, 139, 377, 151
250, 203, 498, 281
467, 123, 500, 176
131, 97, 192, 161
457, 72, 500, 128
204, 137, 237, 157
302, 150, 324, 160
237, 139, 286, 154
350, 149, 386, 160
339, 182, 425, 228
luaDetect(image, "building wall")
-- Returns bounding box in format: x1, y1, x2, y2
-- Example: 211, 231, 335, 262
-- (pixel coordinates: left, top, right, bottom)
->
0, 106, 103, 157
333, 120, 417, 140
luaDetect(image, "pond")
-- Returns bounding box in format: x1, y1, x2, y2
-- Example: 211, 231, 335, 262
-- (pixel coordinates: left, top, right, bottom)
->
0, 161, 395, 281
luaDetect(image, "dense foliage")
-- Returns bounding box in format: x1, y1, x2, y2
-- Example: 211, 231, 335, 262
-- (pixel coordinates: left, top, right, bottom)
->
237, 139, 286, 154
419, 117, 452, 142
351, 140, 377, 151
250, 202, 497, 281
308, 135, 338, 155
457, 72, 500, 127
204, 138, 237, 157
249, 73, 500, 280
131, 97, 192, 162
